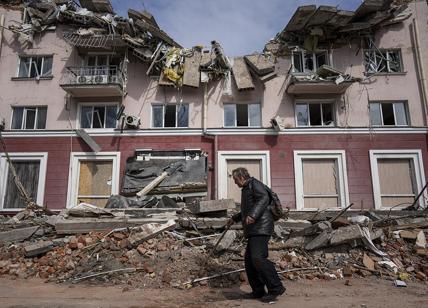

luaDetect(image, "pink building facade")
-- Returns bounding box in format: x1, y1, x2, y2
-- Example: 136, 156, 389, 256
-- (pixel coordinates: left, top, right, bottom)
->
0, 1, 428, 213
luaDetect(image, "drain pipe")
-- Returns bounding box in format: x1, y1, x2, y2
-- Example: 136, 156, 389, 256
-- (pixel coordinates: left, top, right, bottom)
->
412, 17, 428, 126
202, 81, 218, 199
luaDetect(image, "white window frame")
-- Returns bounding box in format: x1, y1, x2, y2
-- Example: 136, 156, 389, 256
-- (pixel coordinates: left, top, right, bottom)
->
223, 102, 262, 128
295, 100, 336, 127
16, 55, 53, 78
369, 101, 409, 127
217, 151, 270, 199
150, 103, 189, 128
364, 49, 403, 74
77, 102, 118, 130
10, 106, 47, 130
294, 150, 349, 210
291, 49, 329, 73
369, 150, 426, 210
66, 152, 120, 208
0, 152, 48, 211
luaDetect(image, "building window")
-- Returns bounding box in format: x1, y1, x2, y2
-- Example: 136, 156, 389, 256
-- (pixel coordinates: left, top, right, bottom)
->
0, 153, 48, 210
370, 150, 426, 209
364, 49, 402, 74
11, 106, 47, 130
294, 151, 349, 210
67, 152, 120, 208
152, 104, 189, 128
17, 55, 53, 78
292, 50, 328, 73
296, 102, 335, 127
224, 103, 261, 127
369, 102, 408, 126
79, 104, 118, 129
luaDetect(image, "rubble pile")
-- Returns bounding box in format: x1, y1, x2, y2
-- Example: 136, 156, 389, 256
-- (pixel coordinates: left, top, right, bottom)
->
1, 205, 427, 289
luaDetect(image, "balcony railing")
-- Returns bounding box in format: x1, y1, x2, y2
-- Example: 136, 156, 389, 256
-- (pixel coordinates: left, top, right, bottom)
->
60, 65, 124, 97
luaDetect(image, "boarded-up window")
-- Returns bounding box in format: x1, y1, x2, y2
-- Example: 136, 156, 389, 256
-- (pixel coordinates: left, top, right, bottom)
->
302, 159, 339, 209
77, 161, 113, 208
378, 158, 416, 207
4, 161, 40, 209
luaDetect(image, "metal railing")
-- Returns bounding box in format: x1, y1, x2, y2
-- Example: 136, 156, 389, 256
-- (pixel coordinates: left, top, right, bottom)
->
61, 65, 123, 87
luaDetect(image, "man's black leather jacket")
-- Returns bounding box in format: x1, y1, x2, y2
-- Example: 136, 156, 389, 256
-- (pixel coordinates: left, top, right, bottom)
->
232, 177, 274, 238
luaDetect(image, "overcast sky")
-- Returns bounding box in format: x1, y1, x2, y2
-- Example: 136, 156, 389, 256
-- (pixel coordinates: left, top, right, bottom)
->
110, 0, 363, 56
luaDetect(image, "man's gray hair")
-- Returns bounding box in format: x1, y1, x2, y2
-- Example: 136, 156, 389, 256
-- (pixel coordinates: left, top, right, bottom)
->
232, 167, 251, 180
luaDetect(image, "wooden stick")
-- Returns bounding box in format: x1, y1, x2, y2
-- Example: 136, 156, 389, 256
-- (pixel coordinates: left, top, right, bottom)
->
72, 267, 144, 283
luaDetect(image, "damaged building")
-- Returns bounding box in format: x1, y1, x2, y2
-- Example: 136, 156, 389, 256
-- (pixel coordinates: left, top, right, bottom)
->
0, 0, 428, 214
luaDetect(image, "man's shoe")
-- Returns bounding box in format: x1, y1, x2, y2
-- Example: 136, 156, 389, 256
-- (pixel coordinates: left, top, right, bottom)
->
242, 291, 266, 299
261, 286, 286, 303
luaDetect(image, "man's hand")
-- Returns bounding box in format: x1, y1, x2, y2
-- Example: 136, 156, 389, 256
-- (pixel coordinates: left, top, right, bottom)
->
245, 216, 255, 225
226, 218, 235, 227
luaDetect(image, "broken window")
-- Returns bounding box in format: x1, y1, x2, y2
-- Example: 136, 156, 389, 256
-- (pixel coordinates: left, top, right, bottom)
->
377, 158, 417, 208
296, 103, 335, 127
151, 104, 189, 128
11, 106, 47, 130
292, 50, 328, 73
0, 153, 47, 210
364, 49, 402, 74
83, 54, 121, 76
17, 55, 53, 78
224, 103, 261, 127
79, 105, 118, 129
369, 102, 408, 126
3, 161, 40, 209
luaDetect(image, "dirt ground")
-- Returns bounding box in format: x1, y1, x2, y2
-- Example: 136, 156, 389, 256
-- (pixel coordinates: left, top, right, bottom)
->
0, 277, 427, 308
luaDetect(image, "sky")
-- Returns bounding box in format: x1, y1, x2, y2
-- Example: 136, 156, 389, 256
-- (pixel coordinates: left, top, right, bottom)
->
109, 0, 363, 56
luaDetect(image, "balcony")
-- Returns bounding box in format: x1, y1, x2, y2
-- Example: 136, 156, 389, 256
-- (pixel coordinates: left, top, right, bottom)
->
60, 66, 124, 97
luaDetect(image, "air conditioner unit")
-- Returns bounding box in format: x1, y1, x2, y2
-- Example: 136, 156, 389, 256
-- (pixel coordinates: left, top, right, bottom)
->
93, 75, 108, 84
125, 115, 140, 129
76, 75, 93, 84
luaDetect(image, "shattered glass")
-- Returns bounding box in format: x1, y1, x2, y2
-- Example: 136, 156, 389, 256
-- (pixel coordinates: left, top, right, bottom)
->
177, 104, 189, 127
93, 106, 105, 128
296, 104, 308, 126
152, 105, 164, 127
11, 107, 24, 129
81, 106, 93, 128
18, 57, 31, 77
224, 104, 236, 127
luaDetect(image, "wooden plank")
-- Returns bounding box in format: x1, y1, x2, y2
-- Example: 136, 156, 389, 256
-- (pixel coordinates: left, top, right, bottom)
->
244, 54, 275, 76
232, 57, 255, 90
182, 50, 201, 88
128, 220, 176, 246
55, 218, 171, 235
0, 226, 39, 243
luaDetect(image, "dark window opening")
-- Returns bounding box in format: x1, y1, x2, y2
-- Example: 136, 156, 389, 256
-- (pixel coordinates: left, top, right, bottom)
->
381, 103, 395, 125
236, 104, 249, 126
164, 105, 176, 127
309, 104, 321, 126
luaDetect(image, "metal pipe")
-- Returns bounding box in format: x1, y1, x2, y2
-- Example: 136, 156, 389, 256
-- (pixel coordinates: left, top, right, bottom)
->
412, 18, 428, 125
0, 14, 5, 58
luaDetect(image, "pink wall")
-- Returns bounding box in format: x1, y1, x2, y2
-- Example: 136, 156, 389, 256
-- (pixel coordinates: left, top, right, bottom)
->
1, 2, 428, 131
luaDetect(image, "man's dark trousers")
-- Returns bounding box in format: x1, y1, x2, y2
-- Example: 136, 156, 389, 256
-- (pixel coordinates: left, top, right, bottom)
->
245, 235, 283, 294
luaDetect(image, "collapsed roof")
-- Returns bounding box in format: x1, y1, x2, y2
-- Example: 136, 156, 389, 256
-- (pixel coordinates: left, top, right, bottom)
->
4, 0, 276, 91
267, 0, 413, 54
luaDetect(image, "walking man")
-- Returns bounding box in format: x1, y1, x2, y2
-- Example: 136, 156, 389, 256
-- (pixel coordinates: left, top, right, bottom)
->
227, 167, 285, 302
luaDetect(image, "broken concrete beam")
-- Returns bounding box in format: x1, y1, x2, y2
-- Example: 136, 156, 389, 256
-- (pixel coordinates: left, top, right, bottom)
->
178, 217, 240, 230
79, 0, 114, 13
416, 231, 426, 249
330, 225, 363, 246
183, 50, 202, 88
284, 5, 317, 32
128, 220, 176, 246
277, 219, 311, 231
305, 230, 331, 250
280, 236, 312, 249
188, 199, 235, 214
326, 10, 354, 28
55, 218, 170, 235
215, 230, 237, 251
259, 72, 277, 83
232, 57, 255, 90
306, 6, 338, 27
244, 54, 275, 76
76, 129, 101, 153
0, 226, 39, 243
299, 221, 332, 237
24, 240, 54, 257
128, 9, 159, 28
